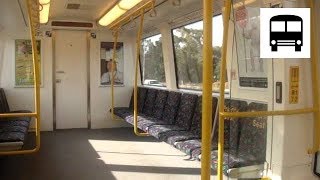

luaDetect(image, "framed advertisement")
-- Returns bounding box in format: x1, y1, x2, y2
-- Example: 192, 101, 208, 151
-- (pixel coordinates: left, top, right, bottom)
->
100, 41, 124, 86
15, 39, 42, 87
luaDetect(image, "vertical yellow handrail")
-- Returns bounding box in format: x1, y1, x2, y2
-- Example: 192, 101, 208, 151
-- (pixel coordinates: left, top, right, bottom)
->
309, 0, 320, 153
111, 29, 119, 121
0, 0, 41, 155
217, 0, 232, 179
29, 0, 41, 152
133, 9, 149, 136
201, 0, 213, 179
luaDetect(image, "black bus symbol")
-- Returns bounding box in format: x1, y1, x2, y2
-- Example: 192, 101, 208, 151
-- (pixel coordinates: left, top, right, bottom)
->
270, 15, 303, 52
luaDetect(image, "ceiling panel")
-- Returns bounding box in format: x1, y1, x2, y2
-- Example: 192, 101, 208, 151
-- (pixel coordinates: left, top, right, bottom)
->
50, 0, 118, 22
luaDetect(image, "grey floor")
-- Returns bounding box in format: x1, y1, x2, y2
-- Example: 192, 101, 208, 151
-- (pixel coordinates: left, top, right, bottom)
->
0, 128, 218, 180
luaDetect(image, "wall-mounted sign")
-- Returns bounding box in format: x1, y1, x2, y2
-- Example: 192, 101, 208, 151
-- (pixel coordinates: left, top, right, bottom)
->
15, 39, 42, 87
289, 66, 299, 104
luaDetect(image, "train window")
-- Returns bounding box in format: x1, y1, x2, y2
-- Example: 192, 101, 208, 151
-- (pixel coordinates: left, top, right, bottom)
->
172, 15, 226, 91
140, 34, 166, 87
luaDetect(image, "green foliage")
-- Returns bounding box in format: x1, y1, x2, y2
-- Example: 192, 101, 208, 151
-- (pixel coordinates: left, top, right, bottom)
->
173, 27, 222, 86
141, 37, 166, 83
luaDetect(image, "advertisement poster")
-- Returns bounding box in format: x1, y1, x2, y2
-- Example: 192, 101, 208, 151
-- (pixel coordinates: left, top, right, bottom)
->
15, 39, 41, 87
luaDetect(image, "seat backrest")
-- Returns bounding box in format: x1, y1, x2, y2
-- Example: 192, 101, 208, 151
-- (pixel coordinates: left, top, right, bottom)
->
162, 91, 181, 124
152, 89, 168, 120
129, 87, 148, 113
0, 88, 10, 113
212, 99, 248, 152
142, 88, 158, 116
174, 93, 198, 130
237, 102, 267, 164
190, 97, 218, 137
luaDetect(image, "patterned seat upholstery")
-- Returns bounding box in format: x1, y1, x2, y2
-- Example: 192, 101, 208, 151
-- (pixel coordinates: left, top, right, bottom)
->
210, 101, 267, 175
142, 91, 181, 132
237, 102, 267, 166
114, 87, 148, 123
162, 97, 218, 145
0, 88, 31, 144
142, 88, 158, 117
174, 99, 247, 161
113, 107, 133, 119
148, 93, 197, 139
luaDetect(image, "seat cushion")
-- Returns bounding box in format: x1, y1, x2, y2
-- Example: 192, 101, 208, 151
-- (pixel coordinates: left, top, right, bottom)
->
0, 126, 29, 134
142, 88, 158, 117
114, 107, 133, 119
174, 93, 198, 130
175, 139, 202, 156
151, 90, 168, 120
237, 102, 267, 165
210, 150, 246, 175
0, 132, 27, 142
148, 125, 185, 139
162, 91, 181, 124
139, 119, 168, 132
175, 139, 219, 158
0, 118, 31, 128
159, 130, 199, 145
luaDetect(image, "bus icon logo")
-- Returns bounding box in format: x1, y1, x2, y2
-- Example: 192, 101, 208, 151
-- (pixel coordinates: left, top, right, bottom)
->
260, 8, 310, 58
270, 15, 303, 52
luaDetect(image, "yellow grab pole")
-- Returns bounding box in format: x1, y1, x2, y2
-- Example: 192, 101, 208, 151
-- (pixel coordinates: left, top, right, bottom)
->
133, 9, 148, 136
0, 0, 41, 155
217, 0, 232, 179
201, 0, 213, 179
309, 0, 320, 153
111, 29, 119, 121
27, 0, 41, 152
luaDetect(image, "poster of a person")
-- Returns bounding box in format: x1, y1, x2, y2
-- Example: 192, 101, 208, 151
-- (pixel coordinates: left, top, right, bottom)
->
100, 41, 124, 86
101, 59, 123, 85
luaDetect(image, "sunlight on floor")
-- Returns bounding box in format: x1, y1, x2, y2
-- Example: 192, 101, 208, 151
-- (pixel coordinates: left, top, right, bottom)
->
88, 139, 219, 180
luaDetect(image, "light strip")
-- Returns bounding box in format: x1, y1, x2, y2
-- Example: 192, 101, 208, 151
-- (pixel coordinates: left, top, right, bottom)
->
98, 0, 142, 26
39, 0, 50, 24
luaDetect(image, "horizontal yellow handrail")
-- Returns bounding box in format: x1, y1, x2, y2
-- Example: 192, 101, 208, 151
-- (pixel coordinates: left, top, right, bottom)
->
220, 108, 316, 118
0, 113, 37, 118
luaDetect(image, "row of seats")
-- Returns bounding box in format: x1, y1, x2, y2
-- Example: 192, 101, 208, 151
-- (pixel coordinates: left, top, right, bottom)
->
0, 88, 31, 151
114, 87, 267, 175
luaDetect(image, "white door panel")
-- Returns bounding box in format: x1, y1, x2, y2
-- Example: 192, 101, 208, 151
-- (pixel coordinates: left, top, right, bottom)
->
55, 30, 87, 129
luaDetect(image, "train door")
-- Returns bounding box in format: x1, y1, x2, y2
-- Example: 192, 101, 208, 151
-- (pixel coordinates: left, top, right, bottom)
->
54, 30, 88, 129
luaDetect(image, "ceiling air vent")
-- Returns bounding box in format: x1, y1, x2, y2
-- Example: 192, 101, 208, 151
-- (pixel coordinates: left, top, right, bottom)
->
66, 3, 80, 10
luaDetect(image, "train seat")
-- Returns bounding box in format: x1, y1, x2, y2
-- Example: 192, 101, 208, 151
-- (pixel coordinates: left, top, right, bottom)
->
0, 88, 31, 151
147, 93, 198, 139
161, 97, 217, 145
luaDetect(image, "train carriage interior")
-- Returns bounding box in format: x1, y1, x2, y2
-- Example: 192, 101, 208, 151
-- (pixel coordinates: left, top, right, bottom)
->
0, 0, 320, 179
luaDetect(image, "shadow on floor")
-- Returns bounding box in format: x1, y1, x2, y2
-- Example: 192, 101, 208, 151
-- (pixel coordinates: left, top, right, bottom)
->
0, 128, 209, 180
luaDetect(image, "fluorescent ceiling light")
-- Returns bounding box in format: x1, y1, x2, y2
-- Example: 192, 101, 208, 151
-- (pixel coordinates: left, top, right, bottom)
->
118, 0, 142, 10
39, 0, 50, 4
39, 3, 50, 24
98, 0, 142, 26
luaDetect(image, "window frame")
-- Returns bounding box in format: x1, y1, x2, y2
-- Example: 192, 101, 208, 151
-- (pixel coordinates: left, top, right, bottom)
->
139, 33, 166, 87
171, 14, 225, 91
